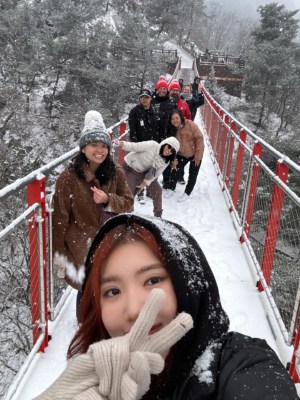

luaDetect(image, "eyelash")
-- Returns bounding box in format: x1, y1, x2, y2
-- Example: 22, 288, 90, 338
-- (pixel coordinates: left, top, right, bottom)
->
146, 276, 163, 286
103, 276, 165, 297
104, 288, 120, 298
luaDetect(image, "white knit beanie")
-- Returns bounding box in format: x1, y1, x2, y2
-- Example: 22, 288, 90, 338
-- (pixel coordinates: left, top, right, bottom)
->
79, 110, 111, 149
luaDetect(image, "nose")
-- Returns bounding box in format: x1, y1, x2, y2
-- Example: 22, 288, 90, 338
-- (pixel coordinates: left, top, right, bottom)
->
124, 288, 145, 324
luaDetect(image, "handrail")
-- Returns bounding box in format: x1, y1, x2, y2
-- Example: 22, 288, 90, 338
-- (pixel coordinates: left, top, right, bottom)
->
200, 86, 300, 379
201, 86, 300, 173
2, 59, 300, 398
0, 118, 128, 201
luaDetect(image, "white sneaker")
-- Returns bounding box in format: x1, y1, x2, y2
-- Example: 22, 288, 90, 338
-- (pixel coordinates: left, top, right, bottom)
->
177, 193, 189, 202
163, 189, 174, 199
137, 194, 145, 204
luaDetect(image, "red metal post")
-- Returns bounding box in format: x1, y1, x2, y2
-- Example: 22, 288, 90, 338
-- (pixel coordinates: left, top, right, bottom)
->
289, 321, 300, 383
224, 122, 236, 188
210, 106, 219, 151
202, 91, 212, 133
117, 122, 127, 165
27, 176, 49, 351
219, 115, 230, 173
231, 130, 246, 207
241, 142, 263, 241
258, 161, 289, 290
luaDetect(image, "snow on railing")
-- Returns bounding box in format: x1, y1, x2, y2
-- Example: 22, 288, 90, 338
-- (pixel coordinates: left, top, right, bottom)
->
200, 87, 300, 381
0, 118, 128, 400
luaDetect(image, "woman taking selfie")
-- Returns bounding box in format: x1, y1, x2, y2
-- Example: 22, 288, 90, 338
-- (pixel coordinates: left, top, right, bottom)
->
38, 214, 298, 400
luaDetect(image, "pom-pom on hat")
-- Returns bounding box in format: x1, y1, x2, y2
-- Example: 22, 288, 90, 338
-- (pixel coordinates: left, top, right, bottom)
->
155, 76, 169, 90
79, 110, 111, 149
169, 79, 181, 91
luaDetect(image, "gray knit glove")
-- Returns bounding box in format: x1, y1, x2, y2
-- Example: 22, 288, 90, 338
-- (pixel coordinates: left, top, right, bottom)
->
144, 167, 157, 180
91, 288, 193, 400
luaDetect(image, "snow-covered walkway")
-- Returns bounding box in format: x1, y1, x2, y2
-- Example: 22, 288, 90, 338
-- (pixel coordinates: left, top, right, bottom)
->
16, 112, 285, 399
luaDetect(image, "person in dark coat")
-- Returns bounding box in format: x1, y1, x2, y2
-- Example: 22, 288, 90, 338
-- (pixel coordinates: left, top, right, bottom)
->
128, 88, 161, 204
191, 76, 202, 98
151, 76, 177, 141
128, 89, 160, 143
38, 214, 299, 400
181, 84, 201, 121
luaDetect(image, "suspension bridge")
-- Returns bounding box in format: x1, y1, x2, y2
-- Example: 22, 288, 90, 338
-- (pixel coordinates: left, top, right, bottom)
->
0, 47, 300, 399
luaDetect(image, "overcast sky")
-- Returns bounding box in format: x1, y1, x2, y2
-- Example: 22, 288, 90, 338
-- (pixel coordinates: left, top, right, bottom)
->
205, 0, 299, 19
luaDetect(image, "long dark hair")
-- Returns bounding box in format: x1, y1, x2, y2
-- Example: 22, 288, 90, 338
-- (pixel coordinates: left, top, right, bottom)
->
67, 223, 174, 399
159, 144, 176, 164
70, 152, 116, 184
167, 109, 185, 137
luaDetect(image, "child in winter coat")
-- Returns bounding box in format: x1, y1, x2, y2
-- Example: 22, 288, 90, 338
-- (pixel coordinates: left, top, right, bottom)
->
37, 214, 298, 400
52, 111, 133, 294
115, 137, 180, 217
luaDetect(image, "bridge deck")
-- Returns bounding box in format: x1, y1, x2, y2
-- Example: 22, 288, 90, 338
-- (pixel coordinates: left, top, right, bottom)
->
17, 113, 285, 400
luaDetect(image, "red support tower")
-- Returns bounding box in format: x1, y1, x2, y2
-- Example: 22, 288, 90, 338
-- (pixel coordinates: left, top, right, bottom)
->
27, 176, 49, 352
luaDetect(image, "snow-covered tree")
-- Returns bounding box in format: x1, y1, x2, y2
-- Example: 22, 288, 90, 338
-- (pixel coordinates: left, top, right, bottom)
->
242, 3, 299, 129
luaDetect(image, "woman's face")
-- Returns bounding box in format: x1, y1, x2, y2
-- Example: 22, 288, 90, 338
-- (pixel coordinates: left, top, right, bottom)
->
162, 144, 175, 157
82, 142, 109, 169
171, 113, 182, 128
100, 241, 177, 343
183, 86, 191, 94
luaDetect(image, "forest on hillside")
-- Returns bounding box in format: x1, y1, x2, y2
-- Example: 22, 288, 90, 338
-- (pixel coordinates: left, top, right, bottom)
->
0, 0, 299, 190
0, 1, 300, 395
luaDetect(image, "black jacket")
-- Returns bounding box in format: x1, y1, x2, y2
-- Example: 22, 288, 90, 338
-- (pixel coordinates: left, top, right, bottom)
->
84, 214, 299, 400
128, 104, 160, 143
180, 94, 201, 121
151, 94, 177, 141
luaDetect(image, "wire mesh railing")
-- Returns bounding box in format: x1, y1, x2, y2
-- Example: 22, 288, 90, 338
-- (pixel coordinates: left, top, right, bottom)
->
0, 119, 128, 399
0, 203, 46, 399
200, 87, 300, 380
1, 76, 300, 395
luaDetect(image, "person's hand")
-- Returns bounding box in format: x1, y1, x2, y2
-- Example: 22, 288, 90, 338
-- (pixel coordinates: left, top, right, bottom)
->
144, 167, 157, 180
136, 181, 147, 191
35, 289, 193, 400
171, 158, 178, 171
89, 288, 193, 400
112, 139, 124, 149
91, 186, 109, 204
193, 157, 201, 167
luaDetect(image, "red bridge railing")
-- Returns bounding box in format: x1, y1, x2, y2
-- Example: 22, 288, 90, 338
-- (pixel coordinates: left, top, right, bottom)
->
200, 87, 300, 381
1, 87, 300, 398
0, 119, 128, 399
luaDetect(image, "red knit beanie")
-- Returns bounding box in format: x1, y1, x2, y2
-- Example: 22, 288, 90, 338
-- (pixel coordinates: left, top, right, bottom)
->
156, 76, 169, 90
169, 79, 181, 91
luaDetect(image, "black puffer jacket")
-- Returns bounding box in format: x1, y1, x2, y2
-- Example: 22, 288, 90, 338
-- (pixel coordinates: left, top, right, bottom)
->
151, 94, 177, 141
84, 214, 299, 400
128, 104, 160, 142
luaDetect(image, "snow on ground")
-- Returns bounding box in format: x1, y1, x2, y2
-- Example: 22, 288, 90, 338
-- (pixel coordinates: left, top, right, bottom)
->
12, 41, 299, 398
164, 40, 194, 69
16, 111, 289, 400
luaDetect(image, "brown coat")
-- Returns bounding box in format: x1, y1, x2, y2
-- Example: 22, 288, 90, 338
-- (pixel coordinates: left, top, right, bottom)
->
176, 120, 204, 164
53, 164, 133, 289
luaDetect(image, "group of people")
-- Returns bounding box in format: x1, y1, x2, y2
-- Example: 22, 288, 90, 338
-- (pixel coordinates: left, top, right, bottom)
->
52, 75, 205, 309
128, 75, 204, 205
46, 76, 299, 399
